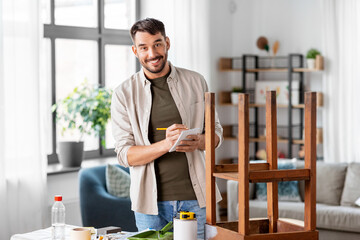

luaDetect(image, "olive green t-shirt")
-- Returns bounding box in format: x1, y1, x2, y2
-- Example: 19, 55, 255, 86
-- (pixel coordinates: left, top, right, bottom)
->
148, 71, 196, 201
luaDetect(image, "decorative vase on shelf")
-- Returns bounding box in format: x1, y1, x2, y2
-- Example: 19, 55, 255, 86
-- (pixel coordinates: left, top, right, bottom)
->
306, 48, 321, 69
231, 87, 242, 104
307, 59, 315, 69
231, 92, 239, 104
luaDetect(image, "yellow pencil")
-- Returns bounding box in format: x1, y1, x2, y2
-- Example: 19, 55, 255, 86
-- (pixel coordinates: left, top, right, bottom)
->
156, 128, 167, 130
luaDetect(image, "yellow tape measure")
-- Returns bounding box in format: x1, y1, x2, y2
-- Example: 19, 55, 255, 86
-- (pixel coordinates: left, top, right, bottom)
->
179, 211, 196, 220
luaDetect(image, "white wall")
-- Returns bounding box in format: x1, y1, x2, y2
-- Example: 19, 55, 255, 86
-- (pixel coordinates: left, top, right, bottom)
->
140, 0, 212, 84
232, 0, 322, 56
210, 0, 324, 191
46, 172, 83, 227
45, 157, 118, 227
208, 0, 236, 192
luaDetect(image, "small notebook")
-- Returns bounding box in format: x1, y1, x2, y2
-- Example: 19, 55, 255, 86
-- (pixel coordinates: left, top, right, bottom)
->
169, 128, 201, 152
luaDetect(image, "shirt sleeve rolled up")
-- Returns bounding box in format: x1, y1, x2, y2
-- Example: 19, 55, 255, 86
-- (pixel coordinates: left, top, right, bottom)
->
111, 90, 135, 168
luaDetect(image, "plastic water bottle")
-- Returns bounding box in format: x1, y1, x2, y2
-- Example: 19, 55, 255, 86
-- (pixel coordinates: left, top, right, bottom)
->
52, 195, 65, 240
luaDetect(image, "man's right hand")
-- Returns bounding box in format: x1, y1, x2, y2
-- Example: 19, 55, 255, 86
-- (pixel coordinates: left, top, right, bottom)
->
164, 124, 188, 151
127, 124, 188, 166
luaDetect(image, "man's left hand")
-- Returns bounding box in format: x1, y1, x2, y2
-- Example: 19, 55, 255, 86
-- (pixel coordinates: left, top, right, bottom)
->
175, 134, 204, 152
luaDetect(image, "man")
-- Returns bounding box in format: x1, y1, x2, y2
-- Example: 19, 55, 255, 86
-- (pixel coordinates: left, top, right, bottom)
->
111, 18, 223, 239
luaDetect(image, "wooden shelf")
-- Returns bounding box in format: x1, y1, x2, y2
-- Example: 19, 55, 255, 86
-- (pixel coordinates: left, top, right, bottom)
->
219, 68, 323, 73
293, 139, 305, 144
218, 55, 324, 160
224, 137, 302, 144
219, 57, 324, 73
219, 58, 241, 71
228, 137, 322, 144
249, 103, 305, 109
213, 169, 310, 182
220, 68, 243, 72
215, 163, 270, 173
213, 172, 239, 181
219, 103, 305, 109
293, 68, 323, 72
249, 169, 310, 183
247, 68, 288, 72
223, 137, 322, 145
219, 91, 323, 107
250, 138, 290, 143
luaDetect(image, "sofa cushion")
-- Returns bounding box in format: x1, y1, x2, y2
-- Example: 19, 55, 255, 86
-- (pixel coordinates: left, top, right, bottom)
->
295, 161, 305, 201
356, 197, 360, 207
255, 160, 301, 202
296, 161, 347, 205
105, 164, 130, 198
317, 162, 347, 205
248, 201, 360, 233
227, 180, 255, 222
341, 162, 360, 207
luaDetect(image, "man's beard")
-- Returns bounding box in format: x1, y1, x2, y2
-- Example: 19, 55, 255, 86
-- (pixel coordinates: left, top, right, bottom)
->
142, 52, 168, 74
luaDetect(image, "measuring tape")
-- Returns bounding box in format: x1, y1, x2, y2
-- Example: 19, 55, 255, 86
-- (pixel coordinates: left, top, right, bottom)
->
178, 211, 196, 220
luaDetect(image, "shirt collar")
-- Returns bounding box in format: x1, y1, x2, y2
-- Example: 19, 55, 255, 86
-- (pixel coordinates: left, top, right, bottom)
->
140, 61, 177, 87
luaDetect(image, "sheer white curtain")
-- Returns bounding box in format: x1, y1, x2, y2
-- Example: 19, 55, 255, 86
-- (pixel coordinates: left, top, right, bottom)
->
140, 0, 211, 80
0, 0, 47, 238
321, 0, 360, 163
171, 0, 210, 81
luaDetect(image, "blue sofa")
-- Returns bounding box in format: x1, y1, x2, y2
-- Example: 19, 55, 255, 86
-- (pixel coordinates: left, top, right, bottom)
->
79, 165, 137, 231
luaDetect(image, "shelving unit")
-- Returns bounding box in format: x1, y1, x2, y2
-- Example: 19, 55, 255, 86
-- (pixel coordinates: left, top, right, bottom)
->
219, 54, 323, 159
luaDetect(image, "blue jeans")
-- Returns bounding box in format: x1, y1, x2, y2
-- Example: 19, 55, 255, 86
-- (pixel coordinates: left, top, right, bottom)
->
134, 200, 206, 240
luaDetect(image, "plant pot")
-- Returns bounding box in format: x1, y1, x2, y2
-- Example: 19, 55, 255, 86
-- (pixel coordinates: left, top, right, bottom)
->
307, 59, 315, 69
231, 92, 240, 104
58, 141, 84, 167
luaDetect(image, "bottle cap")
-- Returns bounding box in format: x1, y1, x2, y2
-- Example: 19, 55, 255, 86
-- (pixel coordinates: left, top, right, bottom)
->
54, 195, 62, 201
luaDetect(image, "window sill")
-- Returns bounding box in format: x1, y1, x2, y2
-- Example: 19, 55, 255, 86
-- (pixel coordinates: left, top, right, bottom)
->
47, 156, 118, 175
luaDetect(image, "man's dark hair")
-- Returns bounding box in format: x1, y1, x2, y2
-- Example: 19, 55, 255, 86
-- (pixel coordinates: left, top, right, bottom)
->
130, 18, 166, 43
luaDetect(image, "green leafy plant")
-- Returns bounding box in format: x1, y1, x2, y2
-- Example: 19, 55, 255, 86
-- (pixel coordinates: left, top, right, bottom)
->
232, 87, 243, 93
52, 81, 112, 147
306, 49, 321, 59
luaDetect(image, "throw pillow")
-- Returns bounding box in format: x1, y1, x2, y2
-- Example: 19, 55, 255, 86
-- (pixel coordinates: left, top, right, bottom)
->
355, 197, 360, 207
106, 164, 131, 198
341, 162, 360, 207
255, 159, 301, 202
316, 162, 347, 205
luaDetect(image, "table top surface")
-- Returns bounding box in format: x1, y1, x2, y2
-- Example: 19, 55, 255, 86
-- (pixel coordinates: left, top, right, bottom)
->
11, 225, 79, 240
10, 225, 142, 240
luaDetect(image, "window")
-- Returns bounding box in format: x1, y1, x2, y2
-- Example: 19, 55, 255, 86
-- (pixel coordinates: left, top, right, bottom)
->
43, 0, 139, 164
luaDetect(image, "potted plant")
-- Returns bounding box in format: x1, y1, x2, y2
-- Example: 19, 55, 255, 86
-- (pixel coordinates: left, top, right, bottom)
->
231, 87, 243, 104
52, 81, 112, 167
306, 48, 320, 69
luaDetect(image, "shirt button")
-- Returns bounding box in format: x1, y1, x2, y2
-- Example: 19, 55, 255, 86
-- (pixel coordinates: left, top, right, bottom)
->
193, 184, 197, 187
153, 189, 156, 193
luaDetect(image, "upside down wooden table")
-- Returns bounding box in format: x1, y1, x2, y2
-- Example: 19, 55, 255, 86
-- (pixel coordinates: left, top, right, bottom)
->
204, 91, 318, 240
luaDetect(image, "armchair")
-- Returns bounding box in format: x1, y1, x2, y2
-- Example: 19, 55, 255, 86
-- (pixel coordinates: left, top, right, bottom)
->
79, 165, 137, 231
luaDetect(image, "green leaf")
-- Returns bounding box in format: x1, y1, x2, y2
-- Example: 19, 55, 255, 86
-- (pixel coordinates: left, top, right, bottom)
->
53, 80, 112, 139
264, 44, 269, 52
306, 48, 321, 59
